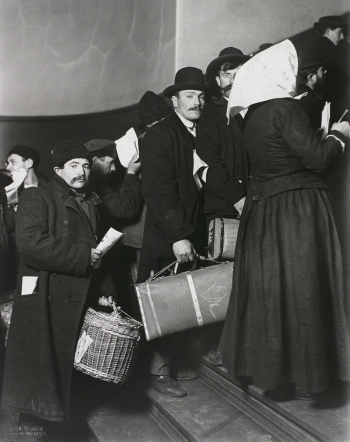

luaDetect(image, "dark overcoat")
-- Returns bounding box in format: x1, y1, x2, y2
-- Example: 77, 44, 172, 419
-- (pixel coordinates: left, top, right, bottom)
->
219, 99, 350, 394
296, 84, 325, 130
138, 111, 205, 282
1, 175, 104, 421
0, 175, 47, 291
295, 34, 340, 119
196, 97, 249, 220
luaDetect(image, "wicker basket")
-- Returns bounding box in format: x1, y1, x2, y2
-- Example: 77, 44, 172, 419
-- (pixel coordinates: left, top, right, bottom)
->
74, 307, 143, 384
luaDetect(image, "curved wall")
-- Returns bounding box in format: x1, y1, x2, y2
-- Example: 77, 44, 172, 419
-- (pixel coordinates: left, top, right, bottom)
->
176, 0, 350, 70
0, 0, 176, 116
0, 106, 140, 179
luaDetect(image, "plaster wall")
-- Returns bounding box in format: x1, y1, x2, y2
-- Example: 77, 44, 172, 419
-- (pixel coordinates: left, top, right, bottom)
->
1, 0, 349, 116
176, 0, 350, 71
0, 0, 176, 116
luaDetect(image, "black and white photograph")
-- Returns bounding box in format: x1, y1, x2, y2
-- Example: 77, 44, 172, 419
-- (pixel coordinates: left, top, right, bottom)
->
0, 1, 349, 441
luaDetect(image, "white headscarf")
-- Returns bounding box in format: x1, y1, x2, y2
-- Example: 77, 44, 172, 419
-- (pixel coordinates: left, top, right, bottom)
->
227, 39, 298, 119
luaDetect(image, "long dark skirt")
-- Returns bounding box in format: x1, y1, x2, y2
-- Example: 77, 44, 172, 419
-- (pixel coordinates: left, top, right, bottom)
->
219, 188, 350, 395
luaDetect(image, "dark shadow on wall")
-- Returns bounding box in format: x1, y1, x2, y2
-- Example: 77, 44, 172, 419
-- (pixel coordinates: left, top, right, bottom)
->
0, 104, 141, 181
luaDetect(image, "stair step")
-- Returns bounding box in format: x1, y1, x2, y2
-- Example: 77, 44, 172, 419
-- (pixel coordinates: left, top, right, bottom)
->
197, 356, 350, 442
145, 377, 281, 442
73, 373, 171, 442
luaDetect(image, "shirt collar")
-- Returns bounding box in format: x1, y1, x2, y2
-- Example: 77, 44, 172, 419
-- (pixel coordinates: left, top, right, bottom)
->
175, 110, 196, 129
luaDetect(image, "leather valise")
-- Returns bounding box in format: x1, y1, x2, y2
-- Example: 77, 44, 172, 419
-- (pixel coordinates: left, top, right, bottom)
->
135, 261, 233, 341
208, 218, 240, 260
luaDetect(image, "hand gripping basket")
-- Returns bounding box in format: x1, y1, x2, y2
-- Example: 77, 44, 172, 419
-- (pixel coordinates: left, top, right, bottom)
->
74, 306, 143, 384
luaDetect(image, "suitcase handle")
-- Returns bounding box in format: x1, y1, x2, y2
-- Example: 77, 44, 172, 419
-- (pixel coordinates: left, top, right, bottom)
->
146, 254, 221, 282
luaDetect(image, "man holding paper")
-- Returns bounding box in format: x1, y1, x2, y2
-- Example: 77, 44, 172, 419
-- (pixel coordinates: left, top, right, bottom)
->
84, 138, 142, 225
2, 140, 118, 433
0, 144, 46, 290
295, 58, 328, 131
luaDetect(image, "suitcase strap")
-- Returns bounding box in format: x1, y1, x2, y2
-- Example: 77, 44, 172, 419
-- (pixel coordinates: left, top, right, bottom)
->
186, 274, 204, 327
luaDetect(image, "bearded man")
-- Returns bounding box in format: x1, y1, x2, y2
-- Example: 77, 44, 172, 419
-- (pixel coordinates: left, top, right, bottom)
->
296, 59, 328, 130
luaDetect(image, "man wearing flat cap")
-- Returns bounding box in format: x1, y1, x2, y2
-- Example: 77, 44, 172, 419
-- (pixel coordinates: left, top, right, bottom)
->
196, 47, 250, 240
0, 144, 46, 290
85, 138, 142, 312
2, 140, 117, 436
138, 67, 207, 397
85, 138, 142, 225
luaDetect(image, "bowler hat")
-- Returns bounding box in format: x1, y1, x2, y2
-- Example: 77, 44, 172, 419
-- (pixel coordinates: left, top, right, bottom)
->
299, 58, 329, 72
138, 91, 172, 129
259, 43, 274, 52
314, 16, 344, 31
206, 47, 250, 79
163, 67, 206, 98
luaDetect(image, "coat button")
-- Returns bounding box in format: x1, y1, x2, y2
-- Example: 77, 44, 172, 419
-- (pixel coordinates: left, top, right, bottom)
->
252, 196, 258, 201
48, 296, 52, 301
52, 273, 57, 277
59, 193, 64, 197
63, 221, 69, 226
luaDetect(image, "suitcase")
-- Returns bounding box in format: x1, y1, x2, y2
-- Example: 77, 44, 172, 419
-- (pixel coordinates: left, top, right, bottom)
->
208, 218, 240, 260
135, 259, 233, 341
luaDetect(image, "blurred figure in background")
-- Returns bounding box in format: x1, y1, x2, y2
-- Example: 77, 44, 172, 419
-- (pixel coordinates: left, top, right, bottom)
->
196, 47, 250, 249
295, 58, 328, 130
296, 15, 345, 123
0, 145, 46, 291
85, 138, 142, 311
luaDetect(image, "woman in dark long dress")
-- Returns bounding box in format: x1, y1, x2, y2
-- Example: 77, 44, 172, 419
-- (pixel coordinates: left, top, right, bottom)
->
219, 40, 350, 399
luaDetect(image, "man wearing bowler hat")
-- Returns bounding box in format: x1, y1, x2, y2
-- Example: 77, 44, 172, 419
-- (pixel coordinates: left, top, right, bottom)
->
138, 67, 207, 397
295, 58, 329, 130
196, 48, 250, 235
296, 16, 345, 121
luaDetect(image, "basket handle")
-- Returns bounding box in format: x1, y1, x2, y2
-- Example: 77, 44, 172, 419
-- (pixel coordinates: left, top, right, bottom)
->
111, 302, 143, 329
145, 254, 221, 283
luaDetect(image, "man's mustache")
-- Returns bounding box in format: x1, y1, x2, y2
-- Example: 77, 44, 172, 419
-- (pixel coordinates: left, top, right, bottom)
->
188, 106, 202, 111
222, 84, 232, 93
70, 176, 87, 184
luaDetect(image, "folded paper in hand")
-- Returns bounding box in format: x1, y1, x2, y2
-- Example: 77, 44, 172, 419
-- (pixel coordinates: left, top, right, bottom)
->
321, 101, 331, 140
193, 151, 208, 189
21, 276, 38, 295
96, 228, 124, 256
115, 128, 139, 168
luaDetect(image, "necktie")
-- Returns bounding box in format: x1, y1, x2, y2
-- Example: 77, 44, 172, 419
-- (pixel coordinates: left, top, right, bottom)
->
188, 123, 196, 137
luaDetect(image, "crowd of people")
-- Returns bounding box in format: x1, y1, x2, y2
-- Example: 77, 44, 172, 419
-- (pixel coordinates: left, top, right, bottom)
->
0, 13, 349, 439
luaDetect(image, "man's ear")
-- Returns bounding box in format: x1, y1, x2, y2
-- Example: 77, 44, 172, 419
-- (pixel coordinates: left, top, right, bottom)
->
215, 76, 220, 87
54, 167, 62, 177
25, 158, 34, 169
308, 73, 316, 85
92, 156, 99, 163
171, 95, 178, 109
